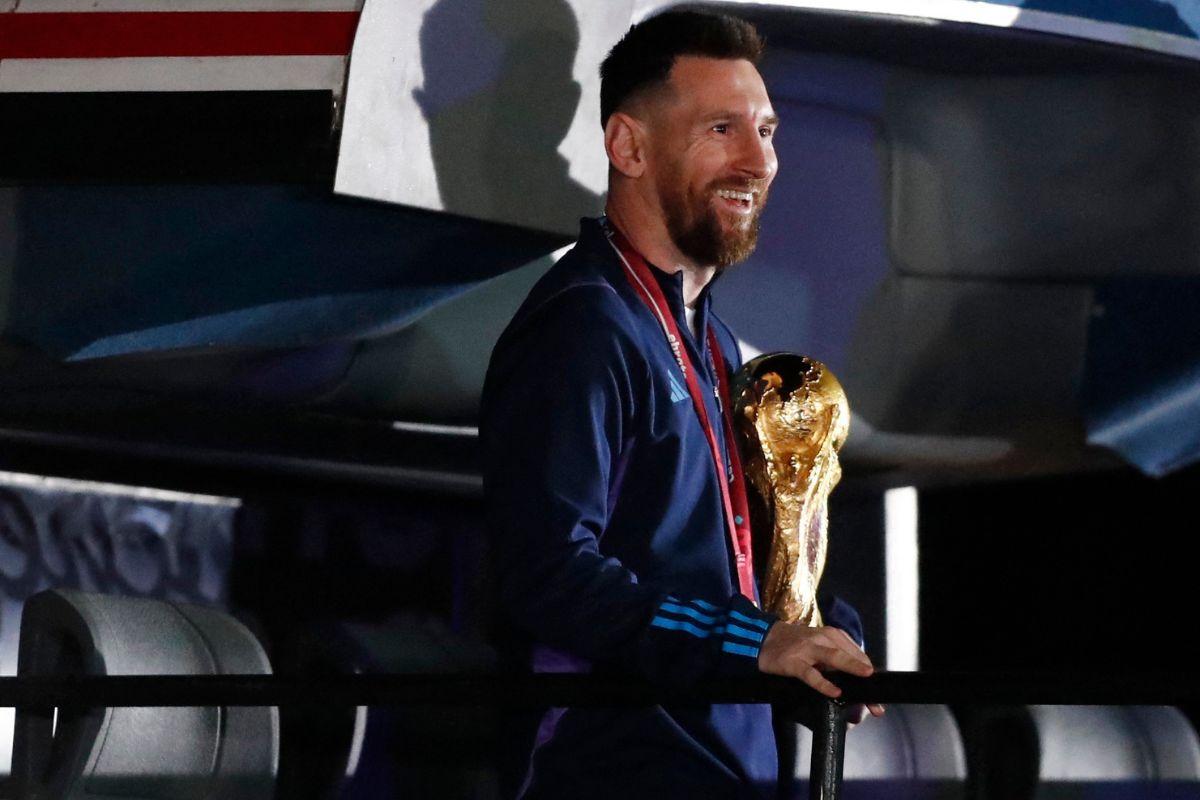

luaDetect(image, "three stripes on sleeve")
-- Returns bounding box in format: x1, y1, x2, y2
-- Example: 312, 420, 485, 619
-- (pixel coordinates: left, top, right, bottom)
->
651, 595, 772, 662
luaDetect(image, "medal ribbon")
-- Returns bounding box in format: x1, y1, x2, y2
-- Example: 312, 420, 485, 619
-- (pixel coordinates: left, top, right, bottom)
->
603, 222, 757, 603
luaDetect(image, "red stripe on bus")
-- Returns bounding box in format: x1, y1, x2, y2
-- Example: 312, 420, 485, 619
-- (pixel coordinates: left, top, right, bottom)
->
0, 12, 360, 59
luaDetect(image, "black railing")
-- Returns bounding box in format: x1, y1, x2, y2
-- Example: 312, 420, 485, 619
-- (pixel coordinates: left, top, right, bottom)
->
4, 671, 1200, 800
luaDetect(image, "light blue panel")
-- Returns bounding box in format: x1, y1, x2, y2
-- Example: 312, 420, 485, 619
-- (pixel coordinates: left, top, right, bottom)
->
981, 0, 1199, 38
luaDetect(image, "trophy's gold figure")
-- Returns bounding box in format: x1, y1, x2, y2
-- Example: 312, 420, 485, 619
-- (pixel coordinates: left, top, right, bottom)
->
733, 354, 849, 626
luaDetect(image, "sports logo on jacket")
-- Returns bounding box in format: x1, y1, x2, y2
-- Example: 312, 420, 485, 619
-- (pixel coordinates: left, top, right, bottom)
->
666, 370, 688, 404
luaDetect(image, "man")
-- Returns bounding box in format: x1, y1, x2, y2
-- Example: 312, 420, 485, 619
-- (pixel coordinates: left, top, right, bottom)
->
481, 11, 881, 799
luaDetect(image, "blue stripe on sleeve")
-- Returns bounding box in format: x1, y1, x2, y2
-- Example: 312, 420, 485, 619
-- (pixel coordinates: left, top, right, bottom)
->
721, 641, 760, 658
658, 602, 723, 626
725, 623, 765, 643
651, 616, 716, 639
689, 598, 720, 612
729, 610, 770, 631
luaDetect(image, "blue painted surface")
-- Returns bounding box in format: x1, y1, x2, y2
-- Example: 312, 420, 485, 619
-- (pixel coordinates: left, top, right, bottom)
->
4, 185, 561, 360
69, 287, 466, 360
1083, 279, 1200, 476
984, 0, 1199, 38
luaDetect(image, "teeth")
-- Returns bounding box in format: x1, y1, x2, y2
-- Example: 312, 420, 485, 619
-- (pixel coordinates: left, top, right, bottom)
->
717, 189, 753, 202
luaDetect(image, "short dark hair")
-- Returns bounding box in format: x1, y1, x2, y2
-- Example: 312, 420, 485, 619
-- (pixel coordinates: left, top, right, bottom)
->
599, 10, 764, 128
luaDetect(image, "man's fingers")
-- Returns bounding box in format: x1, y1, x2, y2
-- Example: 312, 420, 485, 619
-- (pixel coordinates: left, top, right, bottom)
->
845, 704, 869, 726
757, 622, 876, 695
825, 626, 856, 650
800, 665, 842, 698
823, 628, 873, 668
846, 704, 885, 727
810, 645, 874, 677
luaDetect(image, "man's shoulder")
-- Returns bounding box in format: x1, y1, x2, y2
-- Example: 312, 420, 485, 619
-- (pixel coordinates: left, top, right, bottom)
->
482, 229, 648, 408
502, 224, 636, 341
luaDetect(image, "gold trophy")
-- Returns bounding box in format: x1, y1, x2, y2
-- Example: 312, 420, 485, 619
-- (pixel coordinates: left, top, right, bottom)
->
732, 353, 849, 626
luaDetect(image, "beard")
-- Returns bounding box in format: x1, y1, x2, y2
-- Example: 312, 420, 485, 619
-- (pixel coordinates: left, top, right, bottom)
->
659, 173, 768, 269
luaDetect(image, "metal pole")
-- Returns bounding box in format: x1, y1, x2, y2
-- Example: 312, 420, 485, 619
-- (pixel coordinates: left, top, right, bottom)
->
808, 699, 847, 800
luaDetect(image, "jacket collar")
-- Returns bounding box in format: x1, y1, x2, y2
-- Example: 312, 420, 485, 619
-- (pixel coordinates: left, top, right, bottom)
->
584, 216, 717, 333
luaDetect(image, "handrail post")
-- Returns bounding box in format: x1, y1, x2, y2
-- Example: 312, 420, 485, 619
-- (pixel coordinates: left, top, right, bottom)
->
808, 699, 847, 800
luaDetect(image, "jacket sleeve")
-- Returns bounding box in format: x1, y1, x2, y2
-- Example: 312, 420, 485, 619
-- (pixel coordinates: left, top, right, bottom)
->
818, 593, 865, 649
481, 287, 776, 685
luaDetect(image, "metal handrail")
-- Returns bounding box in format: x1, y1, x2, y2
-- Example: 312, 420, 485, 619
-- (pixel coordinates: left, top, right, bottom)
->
7, 671, 1200, 707
4, 671, 1200, 800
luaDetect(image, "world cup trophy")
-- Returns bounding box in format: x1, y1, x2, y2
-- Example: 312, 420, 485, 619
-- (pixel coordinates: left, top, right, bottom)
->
732, 353, 849, 626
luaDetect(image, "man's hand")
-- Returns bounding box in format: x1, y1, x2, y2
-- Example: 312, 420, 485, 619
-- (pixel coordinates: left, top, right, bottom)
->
758, 622, 885, 721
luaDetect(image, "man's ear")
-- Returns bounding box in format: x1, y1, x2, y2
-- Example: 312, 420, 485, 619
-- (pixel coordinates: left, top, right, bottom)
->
605, 111, 648, 179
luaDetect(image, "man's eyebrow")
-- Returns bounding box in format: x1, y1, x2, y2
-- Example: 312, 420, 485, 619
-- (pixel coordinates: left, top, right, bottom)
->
700, 111, 780, 127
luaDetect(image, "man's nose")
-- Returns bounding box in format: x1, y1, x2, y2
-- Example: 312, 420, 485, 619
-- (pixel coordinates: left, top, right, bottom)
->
734, 130, 776, 182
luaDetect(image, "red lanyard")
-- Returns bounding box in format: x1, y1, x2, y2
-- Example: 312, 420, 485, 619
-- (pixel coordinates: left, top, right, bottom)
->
603, 222, 757, 603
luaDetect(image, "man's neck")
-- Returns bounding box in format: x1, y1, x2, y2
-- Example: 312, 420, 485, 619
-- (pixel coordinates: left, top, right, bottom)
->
605, 195, 716, 308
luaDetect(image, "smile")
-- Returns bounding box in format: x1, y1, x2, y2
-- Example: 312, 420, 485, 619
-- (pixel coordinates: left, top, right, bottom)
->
715, 188, 755, 214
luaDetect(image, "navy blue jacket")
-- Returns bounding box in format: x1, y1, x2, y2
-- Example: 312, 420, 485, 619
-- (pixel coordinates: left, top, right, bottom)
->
481, 217, 859, 799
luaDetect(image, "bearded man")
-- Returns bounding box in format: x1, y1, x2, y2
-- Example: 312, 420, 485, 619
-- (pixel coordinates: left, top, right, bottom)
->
481, 11, 880, 799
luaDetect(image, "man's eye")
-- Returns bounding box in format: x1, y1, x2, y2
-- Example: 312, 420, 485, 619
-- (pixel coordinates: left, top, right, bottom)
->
759, 126, 775, 138
712, 124, 728, 134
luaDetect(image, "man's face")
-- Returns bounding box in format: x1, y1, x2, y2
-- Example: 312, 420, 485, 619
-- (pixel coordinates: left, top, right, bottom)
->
648, 56, 779, 269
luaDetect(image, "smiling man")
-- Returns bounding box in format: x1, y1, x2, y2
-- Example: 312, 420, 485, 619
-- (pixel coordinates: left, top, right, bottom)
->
482, 11, 877, 799
604, 49, 775, 299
